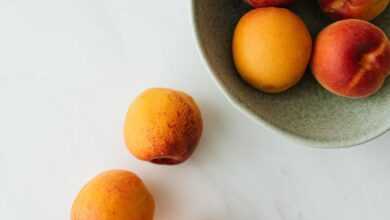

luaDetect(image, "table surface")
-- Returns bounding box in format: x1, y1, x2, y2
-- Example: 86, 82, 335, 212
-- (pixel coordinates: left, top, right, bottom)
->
1, 0, 390, 219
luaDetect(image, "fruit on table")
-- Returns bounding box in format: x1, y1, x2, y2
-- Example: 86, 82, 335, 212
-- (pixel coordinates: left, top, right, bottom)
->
311, 19, 390, 98
124, 88, 203, 165
233, 8, 312, 93
71, 170, 155, 220
319, 0, 390, 21
244, 0, 295, 7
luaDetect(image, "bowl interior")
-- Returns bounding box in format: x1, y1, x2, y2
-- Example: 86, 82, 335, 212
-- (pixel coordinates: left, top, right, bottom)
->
193, 0, 390, 147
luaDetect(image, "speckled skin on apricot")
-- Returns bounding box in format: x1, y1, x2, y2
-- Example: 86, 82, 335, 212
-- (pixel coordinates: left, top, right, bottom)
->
233, 8, 312, 93
320, 0, 390, 20
124, 88, 203, 165
71, 170, 155, 220
312, 19, 390, 98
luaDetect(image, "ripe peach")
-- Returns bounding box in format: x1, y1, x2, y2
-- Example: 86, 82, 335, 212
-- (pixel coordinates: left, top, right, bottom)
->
311, 19, 390, 98
71, 170, 155, 220
244, 0, 295, 7
124, 88, 203, 165
319, 0, 390, 21
233, 8, 312, 93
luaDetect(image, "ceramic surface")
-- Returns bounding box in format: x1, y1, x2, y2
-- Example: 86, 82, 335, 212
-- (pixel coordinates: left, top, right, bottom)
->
192, 0, 390, 148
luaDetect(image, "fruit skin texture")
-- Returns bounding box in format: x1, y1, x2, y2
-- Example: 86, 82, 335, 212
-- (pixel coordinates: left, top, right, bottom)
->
311, 19, 390, 98
232, 8, 312, 93
245, 0, 295, 7
319, 0, 390, 21
71, 170, 155, 220
124, 88, 203, 165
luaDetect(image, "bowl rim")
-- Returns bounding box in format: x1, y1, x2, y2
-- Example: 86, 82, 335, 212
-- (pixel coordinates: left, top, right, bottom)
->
190, 0, 390, 148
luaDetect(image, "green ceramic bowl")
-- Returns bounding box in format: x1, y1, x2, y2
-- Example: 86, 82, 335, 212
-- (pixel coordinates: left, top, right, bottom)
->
192, 0, 390, 148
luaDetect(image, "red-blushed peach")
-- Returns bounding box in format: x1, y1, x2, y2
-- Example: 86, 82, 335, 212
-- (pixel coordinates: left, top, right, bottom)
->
233, 8, 312, 93
124, 88, 203, 165
319, 0, 390, 21
311, 19, 390, 98
244, 0, 295, 7
71, 170, 155, 220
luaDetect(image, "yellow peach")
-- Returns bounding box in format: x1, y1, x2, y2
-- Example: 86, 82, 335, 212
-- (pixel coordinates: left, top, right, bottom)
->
71, 170, 155, 220
233, 8, 312, 93
124, 88, 203, 165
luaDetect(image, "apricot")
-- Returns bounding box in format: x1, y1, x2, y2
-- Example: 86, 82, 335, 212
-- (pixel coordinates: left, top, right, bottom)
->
311, 19, 390, 98
319, 0, 390, 21
71, 170, 155, 220
232, 8, 312, 93
244, 0, 295, 7
124, 88, 203, 165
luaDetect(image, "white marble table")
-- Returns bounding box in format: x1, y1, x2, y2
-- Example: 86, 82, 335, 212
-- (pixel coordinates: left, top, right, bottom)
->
1, 0, 390, 219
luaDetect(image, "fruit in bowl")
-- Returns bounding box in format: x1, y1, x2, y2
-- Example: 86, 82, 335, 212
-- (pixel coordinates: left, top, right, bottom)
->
233, 7, 312, 93
244, 0, 295, 7
319, 0, 390, 20
312, 19, 390, 98
193, 0, 390, 147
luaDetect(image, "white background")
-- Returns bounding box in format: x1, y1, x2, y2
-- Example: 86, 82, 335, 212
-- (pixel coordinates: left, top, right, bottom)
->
1, 0, 390, 219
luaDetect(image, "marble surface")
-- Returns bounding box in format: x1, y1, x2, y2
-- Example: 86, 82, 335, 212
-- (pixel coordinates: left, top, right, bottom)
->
0, 0, 390, 219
